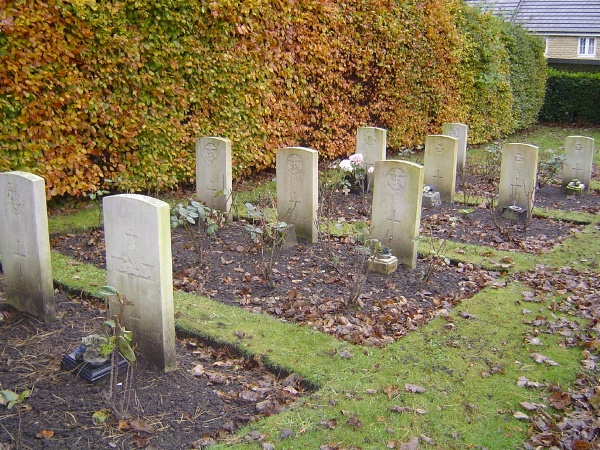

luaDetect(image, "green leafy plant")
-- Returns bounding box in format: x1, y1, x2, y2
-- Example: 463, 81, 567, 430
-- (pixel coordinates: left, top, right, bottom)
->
170, 199, 224, 265
0, 389, 31, 410
98, 285, 136, 419
346, 223, 383, 305
537, 152, 565, 189
244, 202, 289, 288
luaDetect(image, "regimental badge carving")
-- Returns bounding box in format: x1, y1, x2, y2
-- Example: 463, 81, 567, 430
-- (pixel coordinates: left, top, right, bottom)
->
575, 142, 583, 152
364, 129, 376, 146
6, 183, 22, 214
435, 143, 444, 153
286, 154, 302, 174
111, 233, 154, 279
387, 168, 407, 191
448, 128, 458, 138
204, 143, 217, 162
514, 151, 524, 163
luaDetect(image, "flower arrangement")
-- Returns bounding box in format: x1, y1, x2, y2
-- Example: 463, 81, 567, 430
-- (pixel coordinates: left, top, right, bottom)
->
338, 153, 374, 193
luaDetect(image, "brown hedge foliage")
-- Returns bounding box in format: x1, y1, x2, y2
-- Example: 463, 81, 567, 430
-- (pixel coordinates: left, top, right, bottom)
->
0, 0, 541, 199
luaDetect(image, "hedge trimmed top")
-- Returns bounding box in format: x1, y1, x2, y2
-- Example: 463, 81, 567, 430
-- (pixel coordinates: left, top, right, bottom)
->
0, 0, 546, 198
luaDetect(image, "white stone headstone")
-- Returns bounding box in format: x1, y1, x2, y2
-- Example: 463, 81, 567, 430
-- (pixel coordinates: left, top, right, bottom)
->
276, 147, 318, 243
103, 194, 176, 372
442, 123, 468, 172
356, 127, 387, 170
423, 135, 458, 203
196, 137, 232, 212
562, 136, 594, 194
498, 143, 539, 212
0, 171, 55, 321
371, 160, 424, 269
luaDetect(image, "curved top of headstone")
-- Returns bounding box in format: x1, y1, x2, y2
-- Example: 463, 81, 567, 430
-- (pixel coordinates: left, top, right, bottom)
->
104, 193, 169, 209
380, 160, 424, 170
566, 135, 594, 143
0, 171, 45, 182
507, 142, 539, 150
358, 126, 387, 132
278, 146, 317, 154
198, 136, 231, 143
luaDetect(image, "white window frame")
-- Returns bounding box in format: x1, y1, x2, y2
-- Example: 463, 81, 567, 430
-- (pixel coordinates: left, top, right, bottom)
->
578, 37, 596, 57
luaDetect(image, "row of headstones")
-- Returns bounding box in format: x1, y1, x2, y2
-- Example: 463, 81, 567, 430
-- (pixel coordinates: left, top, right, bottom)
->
0, 172, 176, 371
0, 132, 594, 371
197, 127, 595, 270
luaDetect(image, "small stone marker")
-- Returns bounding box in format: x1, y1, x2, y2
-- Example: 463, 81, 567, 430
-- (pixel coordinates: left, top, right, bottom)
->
423, 135, 458, 203
104, 194, 176, 372
497, 143, 539, 213
0, 171, 55, 321
357, 126, 387, 172
196, 136, 232, 212
562, 136, 594, 194
371, 160, 424, 269
276, 147, 318, 243
442, 123, 468, 172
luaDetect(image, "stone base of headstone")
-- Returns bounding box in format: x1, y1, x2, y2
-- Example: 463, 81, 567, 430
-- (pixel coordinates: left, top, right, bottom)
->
369, 255, 398, 275
501, 205, 527, 222
422, 191, 441, 207
281, 224, 298, 250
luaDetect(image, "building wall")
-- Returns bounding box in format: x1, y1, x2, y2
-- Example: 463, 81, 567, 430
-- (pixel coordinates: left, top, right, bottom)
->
546, 35, 599, 61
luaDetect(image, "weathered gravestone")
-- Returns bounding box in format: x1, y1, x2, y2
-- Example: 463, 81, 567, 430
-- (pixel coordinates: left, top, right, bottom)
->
276, 147, 318, 243
357, 127, 387, 190
497, 143, 539, 214
357, 127, 387, 169
103, 194, 176, 372
196, 136, 232, 212
0, 171, 55, 321
424, 135, 458, 203
371, 160, 424, 269
442, 123, 468, 172
562, 136, 595, 194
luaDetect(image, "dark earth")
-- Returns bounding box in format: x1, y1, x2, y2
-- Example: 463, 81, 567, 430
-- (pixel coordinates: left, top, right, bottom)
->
1, 170, 599, 449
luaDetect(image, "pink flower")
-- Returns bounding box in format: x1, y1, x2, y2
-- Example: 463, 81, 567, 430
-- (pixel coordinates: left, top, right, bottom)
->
367, 166, 374, 174
349, 153, 364, 165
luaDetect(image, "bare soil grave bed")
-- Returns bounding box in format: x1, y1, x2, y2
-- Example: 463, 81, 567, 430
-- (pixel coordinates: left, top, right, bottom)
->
1, 180, 597, 449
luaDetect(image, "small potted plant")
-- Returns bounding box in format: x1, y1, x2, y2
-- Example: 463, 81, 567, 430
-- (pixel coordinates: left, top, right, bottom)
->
61, 286, 135, 382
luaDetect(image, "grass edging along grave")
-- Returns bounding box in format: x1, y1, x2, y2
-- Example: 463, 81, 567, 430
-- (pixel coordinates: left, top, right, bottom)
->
47, 204, 597, 449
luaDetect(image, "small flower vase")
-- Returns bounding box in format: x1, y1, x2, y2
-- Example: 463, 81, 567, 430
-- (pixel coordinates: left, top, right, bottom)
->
346, 176, 365, 195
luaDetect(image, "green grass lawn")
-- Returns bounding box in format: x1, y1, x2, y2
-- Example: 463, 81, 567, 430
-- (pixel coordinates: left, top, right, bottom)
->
47, 124, 600, 449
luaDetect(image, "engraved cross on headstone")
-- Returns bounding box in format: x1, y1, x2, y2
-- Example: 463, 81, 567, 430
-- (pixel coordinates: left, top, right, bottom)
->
12, 239, 26, 279
570, 162, 583, 180
432, 169, 443, 184
285, 197, 300, 221
511, 176, 523, 199
385, 209, 402, 239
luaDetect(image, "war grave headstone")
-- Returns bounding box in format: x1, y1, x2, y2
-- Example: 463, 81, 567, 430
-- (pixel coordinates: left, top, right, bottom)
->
371, 160, 424, 269
423, 135, 458, 203
357, 127, 387, 189
497, 143, 539, 219
0, 171, 55, 321
103, 194, 176, 371
276, 147, 318, 243
442, 123, 468, 172
562, 136, 594, 195
196, 136, 232, 212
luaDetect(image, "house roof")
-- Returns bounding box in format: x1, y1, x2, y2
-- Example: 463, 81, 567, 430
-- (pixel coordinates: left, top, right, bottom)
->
464, 0, 600, 35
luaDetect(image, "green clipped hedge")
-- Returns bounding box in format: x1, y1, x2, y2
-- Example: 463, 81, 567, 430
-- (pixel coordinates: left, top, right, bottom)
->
539, 69, 600, 123
0, 0, 546, 198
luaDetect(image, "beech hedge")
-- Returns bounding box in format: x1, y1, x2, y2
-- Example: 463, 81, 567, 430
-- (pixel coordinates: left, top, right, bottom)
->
539, 69, 600, 124
0, 0, 546, 198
